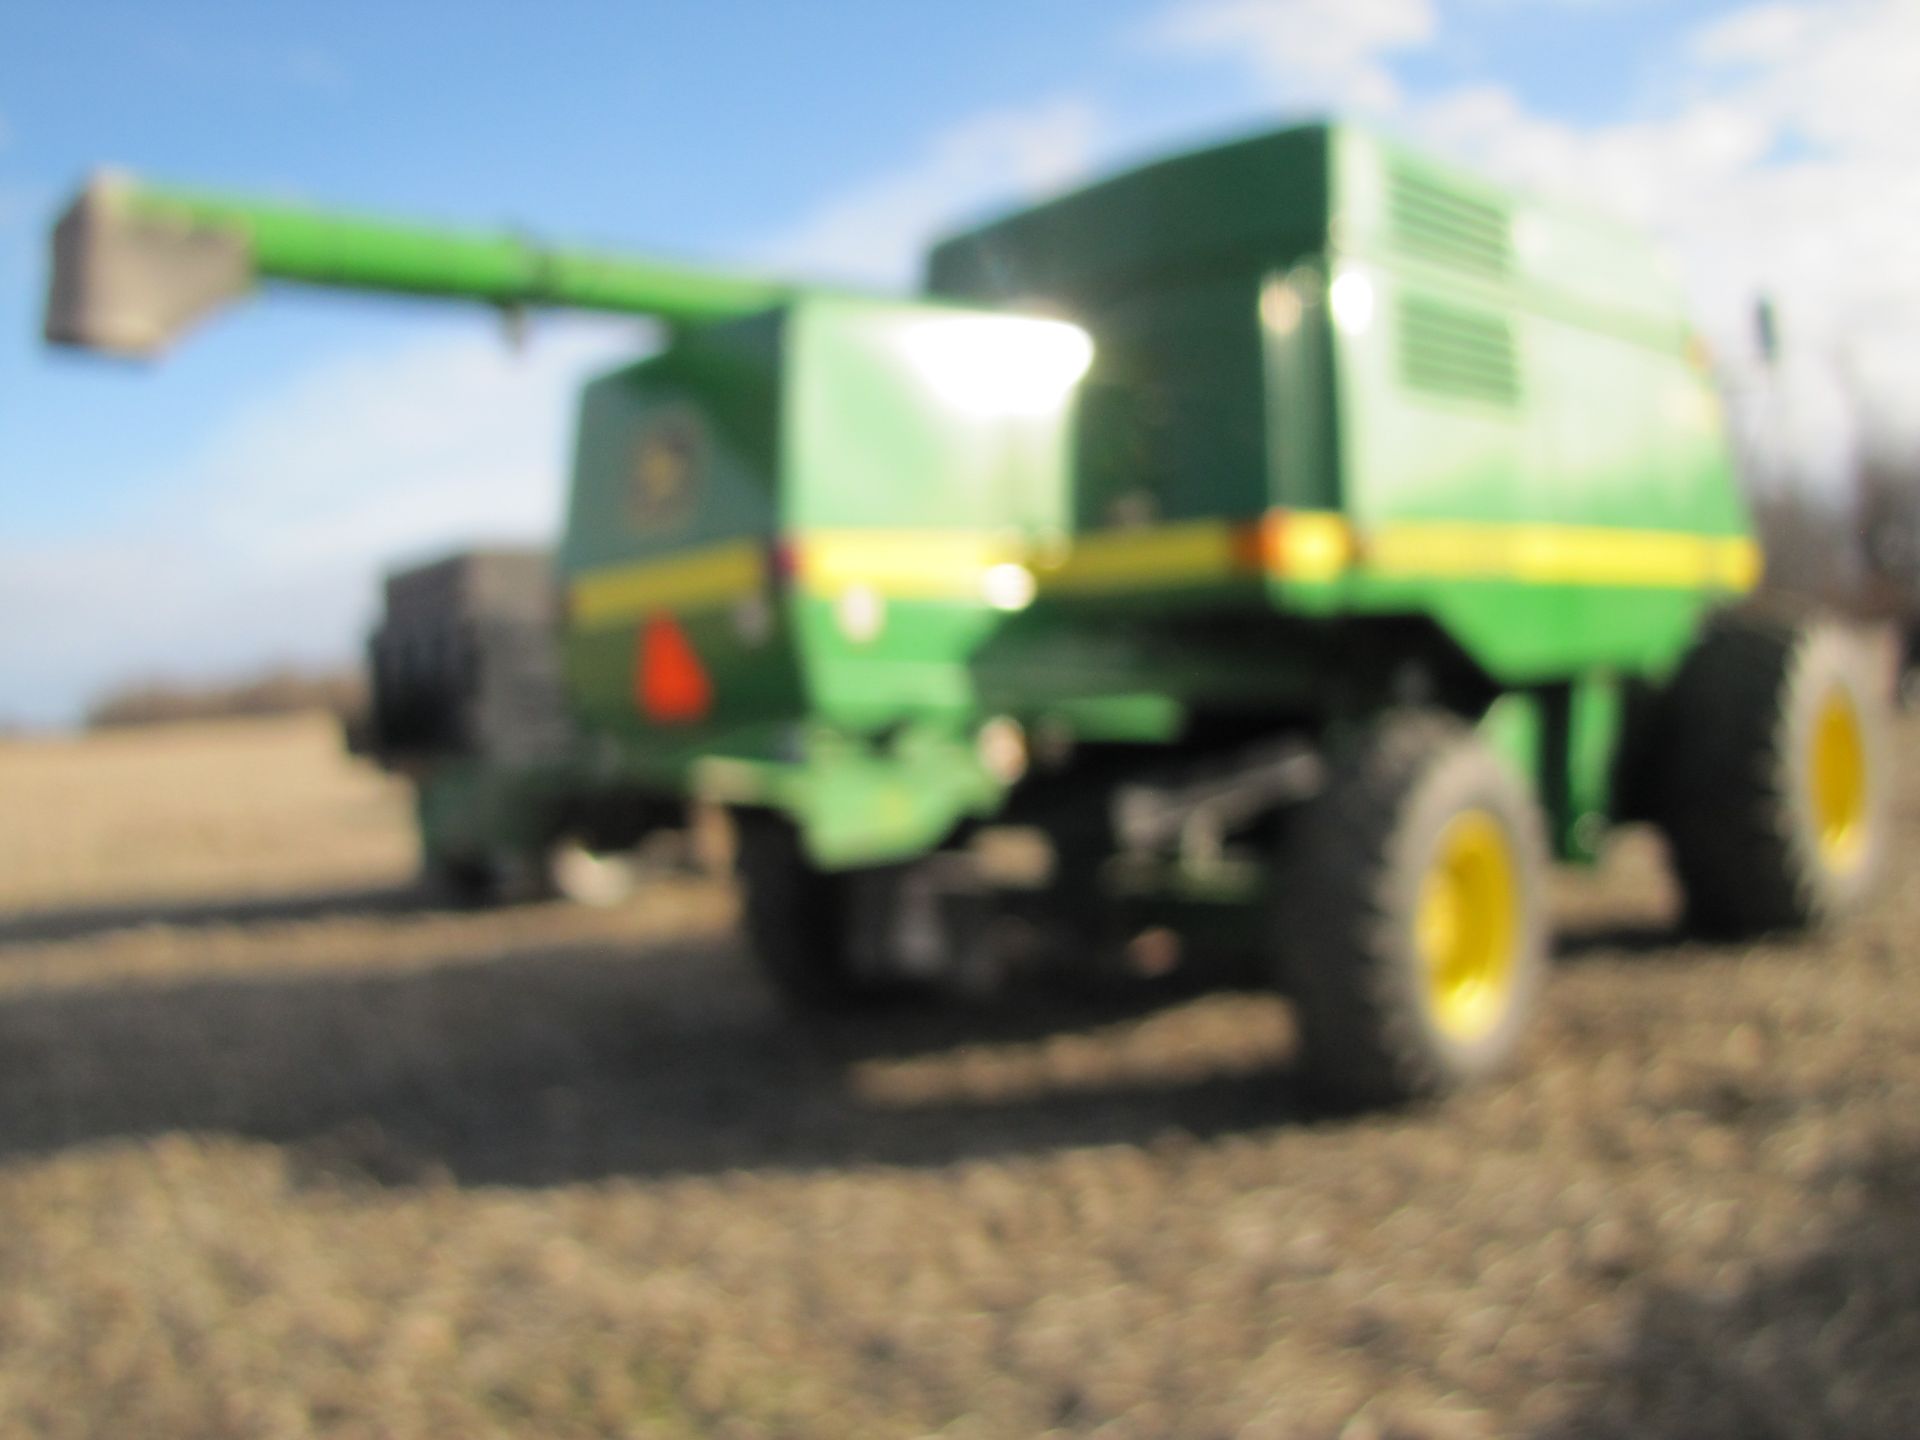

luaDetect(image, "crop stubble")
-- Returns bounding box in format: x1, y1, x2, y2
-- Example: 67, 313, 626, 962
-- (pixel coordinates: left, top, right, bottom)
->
0, 712, 1915, 1439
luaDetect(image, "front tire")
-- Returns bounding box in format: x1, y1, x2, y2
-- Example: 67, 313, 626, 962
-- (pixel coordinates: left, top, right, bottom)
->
1277, 712, 1550, 1107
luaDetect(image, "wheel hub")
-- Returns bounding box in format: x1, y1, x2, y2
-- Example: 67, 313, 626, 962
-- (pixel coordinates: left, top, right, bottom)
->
1809, 688, 1868, 872
1416, 810, 1520, 1042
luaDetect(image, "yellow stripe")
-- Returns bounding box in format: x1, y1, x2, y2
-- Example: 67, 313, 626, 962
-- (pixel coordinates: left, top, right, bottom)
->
569, 540, 764, 627
800, 516, 1757, 596
800, 530, 1023, 600
1043, 519, 1238, 593
566, 516, 1760, 627
801, 519, 1243, 599
1357, 520, 1760, 591
1266, 511, 1357, 583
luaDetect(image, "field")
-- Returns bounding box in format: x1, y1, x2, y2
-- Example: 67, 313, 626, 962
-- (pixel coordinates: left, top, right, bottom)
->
1, 712, 1917, 1439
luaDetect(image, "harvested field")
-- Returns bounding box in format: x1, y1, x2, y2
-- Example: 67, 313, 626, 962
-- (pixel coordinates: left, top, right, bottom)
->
1, 711, 1917, 1438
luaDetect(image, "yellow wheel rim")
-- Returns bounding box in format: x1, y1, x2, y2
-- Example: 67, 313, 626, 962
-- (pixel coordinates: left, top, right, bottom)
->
1415, 810, 1520, 1042
1810, 688, 1868, 871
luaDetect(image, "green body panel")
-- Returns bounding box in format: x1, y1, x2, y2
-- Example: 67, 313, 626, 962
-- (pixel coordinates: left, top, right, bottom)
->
1561, 673, 1625, 860
1476, 677, 1627, 865
559, 314, 801, 744
554, 294, 1096, 862
930, 129, 1325, 544
783, 297, 1077, 731
699, 723, 1011, 867
1478, 692, 1544, 799
122, 184, 790, 323
1073, 275, 1270, 529
927, 126, 1330, 309
1308, 130, 1747, 679
933, 122, 1752, 688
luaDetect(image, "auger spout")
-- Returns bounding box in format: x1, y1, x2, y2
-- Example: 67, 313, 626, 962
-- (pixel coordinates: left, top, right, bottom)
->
45, 172, 793, 357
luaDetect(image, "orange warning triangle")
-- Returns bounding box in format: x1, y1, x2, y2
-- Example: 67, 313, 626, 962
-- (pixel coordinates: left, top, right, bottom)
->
636, 612, 713, 724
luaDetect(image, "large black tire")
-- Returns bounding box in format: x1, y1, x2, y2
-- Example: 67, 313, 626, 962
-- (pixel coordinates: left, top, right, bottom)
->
733, 812, 901, 1010
1655, 617, 1889, 936
1277, 712, 1550, 1107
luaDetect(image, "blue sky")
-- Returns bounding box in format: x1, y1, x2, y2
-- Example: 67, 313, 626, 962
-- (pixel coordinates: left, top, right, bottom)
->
2, 0, 1915, 725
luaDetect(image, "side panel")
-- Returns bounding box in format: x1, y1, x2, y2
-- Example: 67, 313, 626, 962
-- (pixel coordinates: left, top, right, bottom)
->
781, 296, 1321, 731
784, 296, 1083, 728
557, 316, 802, 743
1295, 128, 1754, 682
1072, 274, 1269, 533
926, 125, 1330, 312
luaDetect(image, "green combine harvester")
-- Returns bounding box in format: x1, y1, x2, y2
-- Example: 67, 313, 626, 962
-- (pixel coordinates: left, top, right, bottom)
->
46, 122, 1891, 1104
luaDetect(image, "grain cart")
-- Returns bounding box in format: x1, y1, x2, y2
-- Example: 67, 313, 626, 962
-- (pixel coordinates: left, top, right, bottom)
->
46, 122, 1891, 1104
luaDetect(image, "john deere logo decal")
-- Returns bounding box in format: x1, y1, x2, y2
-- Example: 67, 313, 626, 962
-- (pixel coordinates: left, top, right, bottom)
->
629, 409, 704, 531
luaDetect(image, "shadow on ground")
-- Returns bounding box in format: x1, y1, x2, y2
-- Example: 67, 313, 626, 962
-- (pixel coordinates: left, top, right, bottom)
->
0, 888, 1304, 1186
1554, 919, 1692, 961
0, 872, 1767, 1190
0, 882, 442, 947
1539, 1142, 1920, 1440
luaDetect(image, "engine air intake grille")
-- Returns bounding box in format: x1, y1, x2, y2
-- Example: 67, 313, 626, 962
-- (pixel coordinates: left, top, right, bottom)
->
1389, 164, 1513, 278
1399, 295, 1520, 408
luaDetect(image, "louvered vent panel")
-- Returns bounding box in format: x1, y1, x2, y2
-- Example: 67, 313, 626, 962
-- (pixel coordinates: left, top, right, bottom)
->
1399, 295, 1520, 407
1388, 164, 1513, 278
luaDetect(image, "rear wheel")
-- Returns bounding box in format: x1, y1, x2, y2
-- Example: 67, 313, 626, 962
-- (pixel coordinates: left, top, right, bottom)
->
1277, 712, 1549, 1106
1656, 617, 1889, 935
420, 853, 498, 907
733, 813, 920, 1009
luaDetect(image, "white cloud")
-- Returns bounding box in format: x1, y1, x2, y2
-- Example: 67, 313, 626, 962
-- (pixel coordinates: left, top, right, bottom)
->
1143, 0, 1920, 486
1690, 0, 1917, 162
755, 97, 1101, 288
188, 320, 639, 566
1457, 0, 1660, 7
1688, 1, 1820, 66
1407, 1, 1920, 437
1142, 0, 1436, 111
0, 318, 639, 726
1140, 0, 1920, 345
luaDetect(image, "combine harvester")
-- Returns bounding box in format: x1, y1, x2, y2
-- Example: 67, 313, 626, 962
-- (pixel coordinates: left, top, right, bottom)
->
46, 122, 1891, 1104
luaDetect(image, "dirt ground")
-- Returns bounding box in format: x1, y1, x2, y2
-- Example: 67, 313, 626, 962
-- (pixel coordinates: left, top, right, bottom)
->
0, 712, 1916, 1439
